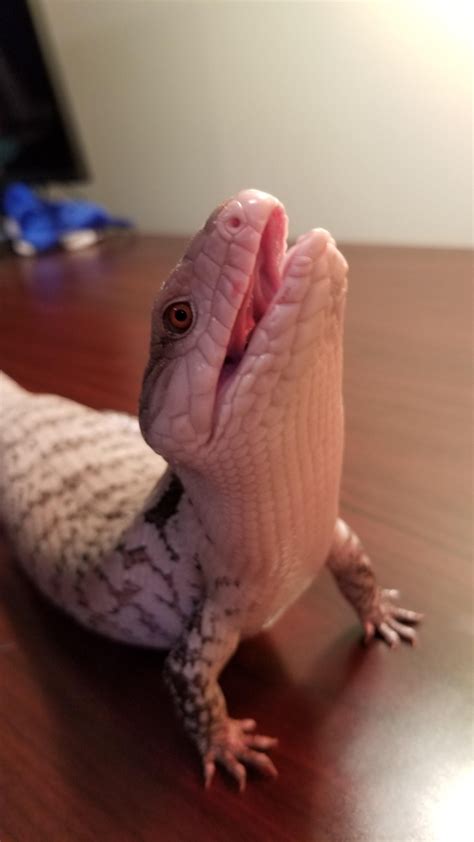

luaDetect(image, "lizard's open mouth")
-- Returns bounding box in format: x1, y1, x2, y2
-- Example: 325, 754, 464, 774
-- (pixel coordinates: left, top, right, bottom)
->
219, 206, 287, 386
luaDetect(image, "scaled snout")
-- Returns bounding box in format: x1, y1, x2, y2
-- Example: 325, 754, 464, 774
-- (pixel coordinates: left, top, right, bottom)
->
217, 189, 284, 241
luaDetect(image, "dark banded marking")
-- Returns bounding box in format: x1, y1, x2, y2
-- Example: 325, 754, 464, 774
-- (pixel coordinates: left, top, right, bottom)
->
144, 474, 184, 528
6, 435, 150, 486
144, 473, 184, 563
10, 469, 152, 536
2, 408, 100, 444
121, 545, 189, 622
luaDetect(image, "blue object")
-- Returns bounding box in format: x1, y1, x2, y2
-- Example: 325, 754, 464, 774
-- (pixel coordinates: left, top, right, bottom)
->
2, 182, 131, 252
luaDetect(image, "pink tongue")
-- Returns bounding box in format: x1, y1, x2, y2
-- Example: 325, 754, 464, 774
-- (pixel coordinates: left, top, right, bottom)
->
225, 206, 286, 362
226, 269, 257, 361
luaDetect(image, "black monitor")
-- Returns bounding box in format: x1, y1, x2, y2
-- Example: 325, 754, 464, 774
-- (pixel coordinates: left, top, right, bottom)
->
0, 0, 87, 187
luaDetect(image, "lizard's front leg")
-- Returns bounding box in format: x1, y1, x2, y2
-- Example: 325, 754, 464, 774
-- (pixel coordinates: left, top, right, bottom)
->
163, 597, 278, 790
327, 518, 423, 646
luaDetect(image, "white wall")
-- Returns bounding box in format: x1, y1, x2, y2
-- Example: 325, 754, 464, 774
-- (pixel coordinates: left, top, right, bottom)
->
40, 0, 472, 246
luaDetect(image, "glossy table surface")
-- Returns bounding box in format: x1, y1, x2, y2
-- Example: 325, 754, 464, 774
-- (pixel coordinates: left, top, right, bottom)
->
0, 235, 472, 842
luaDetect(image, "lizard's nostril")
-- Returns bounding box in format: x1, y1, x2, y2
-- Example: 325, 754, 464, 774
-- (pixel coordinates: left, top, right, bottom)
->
218, 200, 246, 238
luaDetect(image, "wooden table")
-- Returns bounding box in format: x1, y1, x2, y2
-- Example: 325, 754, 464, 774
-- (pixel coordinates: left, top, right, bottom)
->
0, 235, 472, 842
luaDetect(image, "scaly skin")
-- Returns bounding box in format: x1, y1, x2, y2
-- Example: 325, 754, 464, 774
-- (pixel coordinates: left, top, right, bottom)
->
0, 189, 422, 789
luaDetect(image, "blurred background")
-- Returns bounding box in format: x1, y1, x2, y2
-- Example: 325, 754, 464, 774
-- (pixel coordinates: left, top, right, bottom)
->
1, 0, 472, 247
1, 6, 473, 840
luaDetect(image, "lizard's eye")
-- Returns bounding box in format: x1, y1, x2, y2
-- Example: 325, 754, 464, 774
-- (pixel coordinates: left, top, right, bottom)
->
163, 301, 194, 334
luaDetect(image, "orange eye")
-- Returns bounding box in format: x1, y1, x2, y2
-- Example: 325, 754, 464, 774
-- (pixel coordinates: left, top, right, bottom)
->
163, 301, 194, 334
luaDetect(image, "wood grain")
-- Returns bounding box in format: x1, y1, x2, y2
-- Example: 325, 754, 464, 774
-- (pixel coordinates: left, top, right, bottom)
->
0, 235, 472, 842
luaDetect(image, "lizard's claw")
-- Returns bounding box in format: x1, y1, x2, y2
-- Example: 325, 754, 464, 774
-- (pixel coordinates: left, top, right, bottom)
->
203, 718, 278, 791
363, 588, 424, 648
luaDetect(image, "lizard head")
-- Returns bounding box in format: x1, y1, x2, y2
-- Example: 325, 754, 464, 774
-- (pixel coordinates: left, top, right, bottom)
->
139, 188, 347, 468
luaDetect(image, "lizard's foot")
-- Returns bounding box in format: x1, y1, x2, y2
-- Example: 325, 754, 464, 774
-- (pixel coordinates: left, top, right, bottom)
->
203, 718, 278, 791
363, 589, 424, 648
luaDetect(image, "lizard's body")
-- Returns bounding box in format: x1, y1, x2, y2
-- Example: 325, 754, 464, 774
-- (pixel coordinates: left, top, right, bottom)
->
0, 381, 202, 648
0, 190, 422, 788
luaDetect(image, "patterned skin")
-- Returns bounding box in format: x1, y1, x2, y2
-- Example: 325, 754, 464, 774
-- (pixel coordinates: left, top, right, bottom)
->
0, 190, 422, 790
